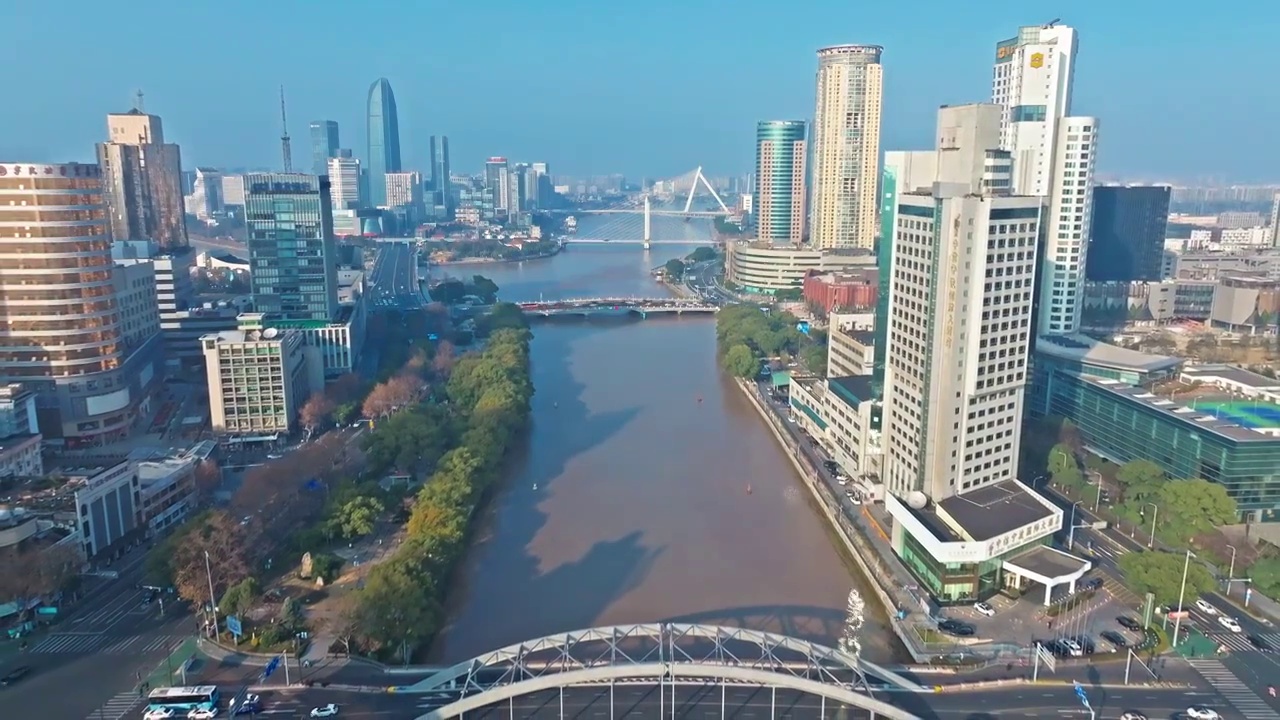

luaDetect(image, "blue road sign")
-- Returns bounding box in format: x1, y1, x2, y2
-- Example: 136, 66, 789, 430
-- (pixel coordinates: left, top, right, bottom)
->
1073, 681, 1091, 709
305, 479, 322, 491
263, 656, 280, 679
226, 616, 242, 637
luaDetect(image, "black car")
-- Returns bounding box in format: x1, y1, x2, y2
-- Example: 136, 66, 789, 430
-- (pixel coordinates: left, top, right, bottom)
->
1082, 577, 1104, 591
1246, 634, 1274, 652
937, 619, 976, 637
1100, 630, 1128, 648
1116, 615, 1142, 631
0, 667, 31, 687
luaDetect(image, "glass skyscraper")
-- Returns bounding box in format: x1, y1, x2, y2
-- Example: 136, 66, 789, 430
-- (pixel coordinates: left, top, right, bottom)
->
429, 135, 451, 215
309, 120, 339, 176
366, 78, 402, 208
1085, 184, 1171, 282
754, 120, 807, 244
243, 173, 339, 324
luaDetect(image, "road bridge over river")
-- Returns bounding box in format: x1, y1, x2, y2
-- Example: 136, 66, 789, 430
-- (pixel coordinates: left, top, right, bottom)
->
517, 297, 719, 318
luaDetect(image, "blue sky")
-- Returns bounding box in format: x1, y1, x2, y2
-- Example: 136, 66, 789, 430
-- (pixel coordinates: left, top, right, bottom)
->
2, 0, 1276, 183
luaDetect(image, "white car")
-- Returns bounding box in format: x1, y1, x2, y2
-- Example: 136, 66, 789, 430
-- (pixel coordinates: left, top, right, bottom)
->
1185, 707, 1221, 720
144, 710, 176, 720
1194, 599, 1218, 615
188, 709, 218, 720
973, 601, 996, 618
1118, 713, 1147, 720
1217, 616, 1242, 633
310, 705, 340, 718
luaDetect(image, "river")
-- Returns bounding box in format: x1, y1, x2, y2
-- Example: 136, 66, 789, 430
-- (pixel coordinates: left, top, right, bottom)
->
426, 215, 897, 664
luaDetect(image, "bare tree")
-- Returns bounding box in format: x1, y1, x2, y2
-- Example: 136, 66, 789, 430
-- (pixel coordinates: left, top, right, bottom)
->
300, 393, 336, 434
362, 376, 421, 419
166, 511, 251, 608
193, 459, 222, 501
432, 341, 456, 378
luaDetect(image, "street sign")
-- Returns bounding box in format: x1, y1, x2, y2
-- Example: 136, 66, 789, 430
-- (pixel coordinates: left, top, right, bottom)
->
1074, 681, 1091, 710
227, 616, 243, 637
262, 656, 280, 679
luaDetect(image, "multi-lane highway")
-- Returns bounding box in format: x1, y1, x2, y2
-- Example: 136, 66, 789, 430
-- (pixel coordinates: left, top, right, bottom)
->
369, 242, 423, 311
0, 548, 197, 720
683, 257, 735, 304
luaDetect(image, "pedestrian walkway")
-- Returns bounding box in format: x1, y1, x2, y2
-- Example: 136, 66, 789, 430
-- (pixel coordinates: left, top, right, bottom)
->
1186, 658, 1279, 719
101, 635, 184, 655
30, 632, 104, 654
87, 691, 142, 720
1209, 631, 1280, 654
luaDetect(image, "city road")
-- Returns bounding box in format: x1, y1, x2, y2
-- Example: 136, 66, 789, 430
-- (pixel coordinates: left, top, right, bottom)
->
369, 241, 423, 312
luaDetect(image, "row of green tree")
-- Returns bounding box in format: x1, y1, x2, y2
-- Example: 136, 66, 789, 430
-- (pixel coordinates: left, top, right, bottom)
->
715, 304, 826, 378
344, 322, 534, 660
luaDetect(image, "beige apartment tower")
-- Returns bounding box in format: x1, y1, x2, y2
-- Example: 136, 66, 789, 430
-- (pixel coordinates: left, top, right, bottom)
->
202, 328, 310, 437
96, 110, 189, 250
809, 45, 883, 250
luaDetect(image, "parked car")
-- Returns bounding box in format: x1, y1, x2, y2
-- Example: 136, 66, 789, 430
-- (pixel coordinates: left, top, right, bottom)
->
1100, 630, 1128, 649
937, 619, 976, 637
1116, 616, 1142, 631
972, 601, 996, 618
0, 667, 31, 687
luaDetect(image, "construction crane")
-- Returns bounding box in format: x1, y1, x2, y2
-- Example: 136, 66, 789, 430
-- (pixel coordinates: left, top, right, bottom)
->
279, 85, 293, 172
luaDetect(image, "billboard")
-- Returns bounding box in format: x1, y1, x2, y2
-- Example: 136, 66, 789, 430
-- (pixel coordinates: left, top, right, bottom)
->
995, 38, 1018, 63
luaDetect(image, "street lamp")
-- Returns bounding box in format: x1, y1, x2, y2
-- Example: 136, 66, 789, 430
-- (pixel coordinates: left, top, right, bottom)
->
1068, 500, 1084, 552
1225, 544, 1238, 595
1140, 502, 1159, 548
1172, 549, 1195, 648
204, 550, 218, 638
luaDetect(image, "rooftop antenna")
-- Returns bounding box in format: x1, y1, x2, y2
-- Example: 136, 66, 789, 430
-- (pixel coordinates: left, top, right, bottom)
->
1046, 18, 1061, 28
279, 85, 293, 172
133, 89, 145, 113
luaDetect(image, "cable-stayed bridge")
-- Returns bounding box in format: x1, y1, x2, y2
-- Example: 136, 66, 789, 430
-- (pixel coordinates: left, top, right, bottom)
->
570, 167, 733, 249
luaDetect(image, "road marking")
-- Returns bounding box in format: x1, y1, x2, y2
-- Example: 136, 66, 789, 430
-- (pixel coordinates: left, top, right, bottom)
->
87, 691, 143, 720
1186, 658, 1279, 719
30, 632, 105, 653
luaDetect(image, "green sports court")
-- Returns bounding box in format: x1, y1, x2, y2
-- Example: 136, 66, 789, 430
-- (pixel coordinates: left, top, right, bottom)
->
1187, 398, 1280, 430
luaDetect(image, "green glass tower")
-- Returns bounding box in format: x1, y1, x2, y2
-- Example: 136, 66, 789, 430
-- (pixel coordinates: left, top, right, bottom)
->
754, 121, 807, 243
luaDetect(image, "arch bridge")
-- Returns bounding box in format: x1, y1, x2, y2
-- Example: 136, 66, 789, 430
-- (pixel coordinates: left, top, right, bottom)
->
405, 623, 924, 719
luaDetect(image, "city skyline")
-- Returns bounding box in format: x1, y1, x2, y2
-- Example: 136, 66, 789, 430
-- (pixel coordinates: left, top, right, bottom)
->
2, 1, 1277, 183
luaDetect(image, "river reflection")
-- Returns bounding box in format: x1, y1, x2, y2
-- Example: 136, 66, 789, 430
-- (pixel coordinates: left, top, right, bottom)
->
427, 237, 899, 664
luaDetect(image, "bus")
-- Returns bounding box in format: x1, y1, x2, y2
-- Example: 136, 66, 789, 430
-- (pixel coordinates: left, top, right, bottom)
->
146, 686, 220, 714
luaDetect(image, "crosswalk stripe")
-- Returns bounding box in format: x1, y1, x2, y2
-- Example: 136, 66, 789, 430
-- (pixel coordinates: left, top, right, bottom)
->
88, 691, 142, 720
31, 633, 104, 653
1186, 658, 1279, 719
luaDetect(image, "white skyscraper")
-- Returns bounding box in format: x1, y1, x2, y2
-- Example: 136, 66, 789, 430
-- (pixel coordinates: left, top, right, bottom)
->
328, 153, 361, 210
809, 45, 883, 250
992, 23, 1097, 336
881, 104, 1041, 501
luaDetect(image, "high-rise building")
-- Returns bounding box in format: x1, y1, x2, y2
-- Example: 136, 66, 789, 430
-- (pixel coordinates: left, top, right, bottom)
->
882, 104, 1039, 500
184, 167, 223, 219
530, 162, 553, 209
1269, 193, 1280, 246
327, 152, 361, 210
992, 23, 1097, 336
221, 174, 246, 207
485, 157, 510, 213
1086, 185, 1171, 282
879, 107, 1074, 604
0, 161, 162, 442
429, 135, 452, 215
366, 78, 402, 208
809, 45, 883, 250
386, 171, 425, 226
203, 326, 310, 436
97, 110, 188, 249
243, 174, 339, 323
755, 120, 808, 244
309, 120, 340, 176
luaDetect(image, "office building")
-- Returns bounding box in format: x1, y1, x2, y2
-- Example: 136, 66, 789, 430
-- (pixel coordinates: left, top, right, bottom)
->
0, 384, 41, 479
202, 327, 311, 437
992, 23, 1097, 336
725, 242, 875, 293
113, 241, 204, 367
243, 174, 340, 324
485, 157, 510, 213
429, 135, 452, 215
809, 45, 883, 250
112, 260, 161, 353
328, 152, 361, 210
221, 174, 246, 207
386, 171, 424, 216
514, 163, 538, 212
366, 78, 402, 207
96, 110, 188, 250
879, 105, 1085, 604
184, 167, 223, 220
1086, 185, 1171, 282
1269, 193, 1280, 246
0, 162, 162, 444
74, 462, 142, 559
755, 121, 808, 244
137, 452, 199, 534
309, 120, 340, 176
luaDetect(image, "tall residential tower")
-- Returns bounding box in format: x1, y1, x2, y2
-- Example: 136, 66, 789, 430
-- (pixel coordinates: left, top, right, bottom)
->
366, 78, 402, 208
992, 24, 1097, 336
755, 121, 808, 244
309, 120, 340, 176
809, 45, 883, 250
96, 110, 188, 249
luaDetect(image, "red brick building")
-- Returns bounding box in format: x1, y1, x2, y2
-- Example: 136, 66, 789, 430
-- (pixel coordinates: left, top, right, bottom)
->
803, 269, 879, 311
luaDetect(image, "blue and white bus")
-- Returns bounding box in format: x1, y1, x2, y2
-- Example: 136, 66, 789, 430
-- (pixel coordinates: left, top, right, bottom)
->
146, 685, 220, 714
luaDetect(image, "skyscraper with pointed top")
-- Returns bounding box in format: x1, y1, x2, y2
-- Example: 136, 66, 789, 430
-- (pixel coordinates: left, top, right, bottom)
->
366, 78, 402, 208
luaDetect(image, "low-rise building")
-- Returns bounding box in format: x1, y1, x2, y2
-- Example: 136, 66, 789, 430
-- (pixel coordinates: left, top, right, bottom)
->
73, 462, 142, 559
725, 241, 876, 293
827, 327, 875, 378
137, 455, 197, 534
786, 374, 883, 495
0, 384, 39, 440
159, 308, 240, 367
1208, 274, 1280, 334
0, 434, 42, 479
802, 269, 879, 312
202, 327, 313, 438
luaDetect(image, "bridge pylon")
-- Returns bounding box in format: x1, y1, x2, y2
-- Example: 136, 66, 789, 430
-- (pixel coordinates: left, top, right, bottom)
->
643, 194, 651, 250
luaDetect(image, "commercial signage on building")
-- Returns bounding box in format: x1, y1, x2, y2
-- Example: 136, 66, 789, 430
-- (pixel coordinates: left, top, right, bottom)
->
995, 39, 1018, 63
249, 181, 314, 195
1030, 53, 1045, 69
0, 163, 100, 178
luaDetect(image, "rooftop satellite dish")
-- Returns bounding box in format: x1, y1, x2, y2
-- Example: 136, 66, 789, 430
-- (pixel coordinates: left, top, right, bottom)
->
906, 491, 928, 510
262, 327, 279, 339
249, 330, 262, 340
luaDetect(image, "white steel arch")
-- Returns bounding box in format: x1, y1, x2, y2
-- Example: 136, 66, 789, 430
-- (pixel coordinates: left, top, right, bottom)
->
414, 663, 920, 719
406, 623, 924, 719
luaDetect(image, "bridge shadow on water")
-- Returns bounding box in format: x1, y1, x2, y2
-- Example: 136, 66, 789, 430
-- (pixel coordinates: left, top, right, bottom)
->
429, 325, 662, 664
